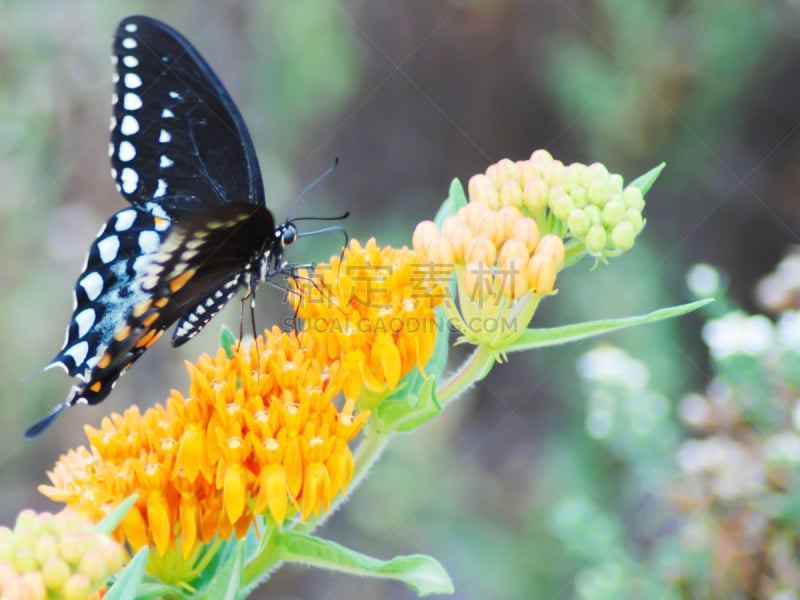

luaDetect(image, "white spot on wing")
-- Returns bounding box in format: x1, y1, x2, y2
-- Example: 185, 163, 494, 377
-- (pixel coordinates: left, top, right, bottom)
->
124, 22, 138, 33
108, 142, 114, 157
110, 115, 116, 131
138, 230, 160, 254
97, 235, 121, 264
154, 179, 168, 199
123, 93, 142, 111
160, 155, 174, 168
118, 140, 136, 162
168, 91, 181, 100
120, 115, 139, 135
162, 108, 175, 118
75, 308, 96, 338
65, 341, 89, 366
115, 209, 137, 231
122, 37, 137, 49
123, 55, 138, 68
79, 274, 105, 300
158, 130, 171, 143
124, 73, 142, 89
120, 167, 139, 194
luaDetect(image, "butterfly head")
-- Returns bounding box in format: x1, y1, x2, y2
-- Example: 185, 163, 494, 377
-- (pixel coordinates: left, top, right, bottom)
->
278, 221, 298, 249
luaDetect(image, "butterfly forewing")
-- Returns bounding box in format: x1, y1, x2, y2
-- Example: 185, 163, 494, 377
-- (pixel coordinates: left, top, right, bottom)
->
47, 208, 170, 378
110, 16, 264, 218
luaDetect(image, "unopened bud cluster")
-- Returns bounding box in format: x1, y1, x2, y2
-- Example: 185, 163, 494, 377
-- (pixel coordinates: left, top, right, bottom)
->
467, 150, 645, 257
0, 508, 125, 600
413, 203, 565, 300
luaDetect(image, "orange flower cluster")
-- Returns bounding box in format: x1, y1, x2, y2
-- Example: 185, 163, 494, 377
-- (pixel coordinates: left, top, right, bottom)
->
40, 327, 369, 559
293, 238, 445, 405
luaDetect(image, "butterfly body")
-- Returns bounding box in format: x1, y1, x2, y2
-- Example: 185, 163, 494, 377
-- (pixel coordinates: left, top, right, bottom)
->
26, 16, 303, 437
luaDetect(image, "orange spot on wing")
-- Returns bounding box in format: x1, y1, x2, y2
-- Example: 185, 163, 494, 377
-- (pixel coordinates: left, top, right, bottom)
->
114, 325, 132, 342
90, 382, 102, 392
169, 269, 197, 293
155, 298, 169, 309
142, 312, 160, 328
132, 299, 152, 318
97, 354, 112, 369
136, 329, 162, 349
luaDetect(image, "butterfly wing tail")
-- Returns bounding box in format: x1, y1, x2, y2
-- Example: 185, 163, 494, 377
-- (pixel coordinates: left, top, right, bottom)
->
25, 402, 67, 438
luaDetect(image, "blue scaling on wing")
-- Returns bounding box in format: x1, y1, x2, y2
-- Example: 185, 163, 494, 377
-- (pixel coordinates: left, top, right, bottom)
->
46, 207, 170, 379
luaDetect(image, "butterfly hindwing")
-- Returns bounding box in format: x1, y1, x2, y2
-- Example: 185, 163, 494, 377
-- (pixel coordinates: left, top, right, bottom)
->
66, 202, 276, 406
110, 15, 264, 218
47, 208, 170, 379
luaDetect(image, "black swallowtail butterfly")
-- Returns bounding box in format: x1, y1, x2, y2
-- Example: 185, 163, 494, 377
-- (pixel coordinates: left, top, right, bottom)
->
27, 15, 330, 437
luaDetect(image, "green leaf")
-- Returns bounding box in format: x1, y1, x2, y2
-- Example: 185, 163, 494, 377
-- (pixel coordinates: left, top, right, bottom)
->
433, 178, 468, 228
205, 540, 245, 600
378, 375, 443, 433
220, 325, 237, 359
104, 546, 149, 600
133, 580, 186, 600
505, 299, 712, 353
95, 494, 137, 536
275, 530, 453, 597
629, 162, 665, 195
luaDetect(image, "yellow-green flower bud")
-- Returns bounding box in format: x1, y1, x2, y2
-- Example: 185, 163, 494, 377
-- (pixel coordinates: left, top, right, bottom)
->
586, 225, 607, 255
79, 551, 108, 584
57, 534, 83, 566
549, 187, 573, 220
499, 259, 529, 299
21, 571, 46, 600
494, 158, 519, 185
588, 180, 610, 206
530, 148, 553, 165
523, 178, 548, 212
62, 573, 91, 600
625, 209, 644, 235
34, 535, 58, 566
623, 186, 644, 211
584, 204, 602, 225
539, 158, 564, 185
427, 236, 455, 266
499, 180, 523, 208
14, 547, 37, 574
608, 173, 623, 193
41, 556, 70, 590
601, 199, 625, 226
570, 185, 588, 208
610, 221, 636, 251
567, 209, 590, 236
584, 162, 609, 187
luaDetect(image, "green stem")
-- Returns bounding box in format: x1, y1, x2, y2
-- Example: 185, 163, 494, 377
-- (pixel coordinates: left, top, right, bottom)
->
437, 345, 496, 406
241, 524, 280, 589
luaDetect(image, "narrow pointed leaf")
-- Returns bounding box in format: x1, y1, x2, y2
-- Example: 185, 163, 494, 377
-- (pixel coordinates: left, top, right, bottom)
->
103, 546, 149, 600
629, 162, 665, 195
205, 540, 245, 600
434, 178, 468, 228
505, 299, 712, 353
95, 494, 137, 535
276, 530, 453, 597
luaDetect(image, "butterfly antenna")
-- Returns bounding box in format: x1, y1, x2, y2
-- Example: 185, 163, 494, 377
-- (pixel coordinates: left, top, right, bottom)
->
287, 158, 340, 219
249, 294, 261, 377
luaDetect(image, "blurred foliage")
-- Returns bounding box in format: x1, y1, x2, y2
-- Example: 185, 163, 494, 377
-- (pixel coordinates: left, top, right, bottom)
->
1, 0, 799, 598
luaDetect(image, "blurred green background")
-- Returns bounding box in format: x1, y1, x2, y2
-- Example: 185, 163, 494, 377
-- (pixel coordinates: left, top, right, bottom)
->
1, 1, 799, 598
